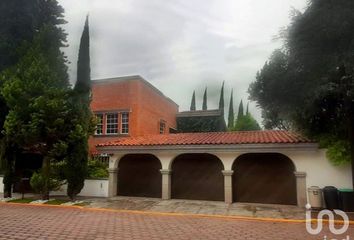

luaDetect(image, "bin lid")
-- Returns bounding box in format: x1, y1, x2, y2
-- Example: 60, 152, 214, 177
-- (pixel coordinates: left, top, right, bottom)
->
339, 188, 354, 192
308, 186, 321, 191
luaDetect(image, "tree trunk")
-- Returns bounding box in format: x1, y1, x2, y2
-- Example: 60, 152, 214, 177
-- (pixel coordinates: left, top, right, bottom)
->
350, 112, 354, 189
3, 183, 12, 198
347, 87, 354, 189
42, 156, 50, 200
351, 139, 354, 189
3, 167, 13, 198
3, 150, 15, 198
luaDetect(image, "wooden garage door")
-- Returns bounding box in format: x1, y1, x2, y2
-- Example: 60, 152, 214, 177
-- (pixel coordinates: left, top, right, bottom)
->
118, 154, 162, 198
171, 154, 224, 201
233, 153, 297, 205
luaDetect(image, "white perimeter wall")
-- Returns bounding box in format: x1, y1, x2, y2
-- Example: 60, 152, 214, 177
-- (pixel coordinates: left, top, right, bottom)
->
0, 176, 3, 193
50, 179, 108, 197
0, 178, 108, 197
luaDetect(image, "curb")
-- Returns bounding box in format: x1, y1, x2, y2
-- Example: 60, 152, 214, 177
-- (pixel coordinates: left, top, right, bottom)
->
1, 202, 354, 225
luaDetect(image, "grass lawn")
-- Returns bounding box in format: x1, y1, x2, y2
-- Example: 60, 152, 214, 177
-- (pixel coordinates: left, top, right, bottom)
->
8, 198, 34, 203
7, 198, 90, 206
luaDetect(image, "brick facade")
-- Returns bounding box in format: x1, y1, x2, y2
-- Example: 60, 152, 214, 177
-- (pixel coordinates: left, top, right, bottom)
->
89, 76, 178, 154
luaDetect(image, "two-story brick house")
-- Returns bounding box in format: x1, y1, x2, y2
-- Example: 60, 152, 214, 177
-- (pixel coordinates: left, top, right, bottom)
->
89, 75, 178, 154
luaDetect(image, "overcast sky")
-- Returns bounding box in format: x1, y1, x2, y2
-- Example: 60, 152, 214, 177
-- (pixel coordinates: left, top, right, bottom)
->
58, 0, 308, 125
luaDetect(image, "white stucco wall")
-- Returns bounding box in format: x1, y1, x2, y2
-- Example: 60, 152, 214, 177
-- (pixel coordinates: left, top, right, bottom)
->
0, 176, 3, 193
285, 149, 352, 190
51, 179, 108, 197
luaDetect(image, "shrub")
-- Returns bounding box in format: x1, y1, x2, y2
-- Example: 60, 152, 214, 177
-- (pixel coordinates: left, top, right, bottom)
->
87, 159, 108, 179
30, 171, 62, 195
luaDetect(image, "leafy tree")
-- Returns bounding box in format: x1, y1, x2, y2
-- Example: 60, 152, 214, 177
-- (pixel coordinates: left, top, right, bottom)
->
249, 50, 293, 130
190, 90, 196, 111
233, 113, 261, 131
248, 0, 354, 185
228, 89, 234, 129
65, 16, 94, 200
202, 87, 207, 110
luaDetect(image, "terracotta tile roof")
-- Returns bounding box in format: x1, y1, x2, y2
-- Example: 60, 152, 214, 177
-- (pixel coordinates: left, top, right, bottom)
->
97, 130, 312, 147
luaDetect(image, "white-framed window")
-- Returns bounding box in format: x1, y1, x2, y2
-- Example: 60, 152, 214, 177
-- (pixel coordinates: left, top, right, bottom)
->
159, 120, 166, 134
95, 114, 103, 135
121, 112, 129, 134
106, 113, 118, 134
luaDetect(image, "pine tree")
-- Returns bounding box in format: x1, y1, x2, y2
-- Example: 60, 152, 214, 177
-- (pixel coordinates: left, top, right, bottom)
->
202, 87, 207, 110
218, 82, 225, 113
228, 89, 234, 129
190, 90, 196, 111
237, 100, 244, 120
1, 33, 70, 199
0, 0, 68, 198
66, 16, 94, 200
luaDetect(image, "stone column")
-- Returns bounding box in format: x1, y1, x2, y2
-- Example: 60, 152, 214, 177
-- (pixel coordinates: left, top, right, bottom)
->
160, 169, 172, 200
294, 171, 307, 208
108, 168, 118, 197
222, 170, 234, 204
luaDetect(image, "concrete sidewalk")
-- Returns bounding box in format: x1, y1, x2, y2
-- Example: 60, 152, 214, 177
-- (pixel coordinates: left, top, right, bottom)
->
84, 196, 306, 220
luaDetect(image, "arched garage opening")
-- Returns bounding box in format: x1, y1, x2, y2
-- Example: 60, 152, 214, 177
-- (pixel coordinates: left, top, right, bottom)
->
118, 154, 162, 198
171, 153, 224, 201
232, 153, 297, 205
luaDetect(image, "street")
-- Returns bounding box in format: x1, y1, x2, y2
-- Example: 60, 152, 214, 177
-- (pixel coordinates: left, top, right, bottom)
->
0, 203, 353, 240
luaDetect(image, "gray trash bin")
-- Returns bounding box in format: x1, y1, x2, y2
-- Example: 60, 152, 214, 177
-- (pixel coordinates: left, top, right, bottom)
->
308, 186, 322, 209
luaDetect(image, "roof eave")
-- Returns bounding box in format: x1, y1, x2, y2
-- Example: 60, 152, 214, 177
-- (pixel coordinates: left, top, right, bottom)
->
97, 142, 319, 154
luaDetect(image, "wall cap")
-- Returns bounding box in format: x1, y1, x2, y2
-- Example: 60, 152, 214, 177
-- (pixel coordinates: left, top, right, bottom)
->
160, 169, 172, 175
108, 168, 118, 173
294, 171, 307, 177
222, 170, 234, 176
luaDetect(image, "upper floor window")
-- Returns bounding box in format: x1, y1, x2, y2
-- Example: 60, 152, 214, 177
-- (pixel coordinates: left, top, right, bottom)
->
121, 112, 129, 134
159, 120, 166, 134
95, 114, 103, 135
106, 113, 118, 134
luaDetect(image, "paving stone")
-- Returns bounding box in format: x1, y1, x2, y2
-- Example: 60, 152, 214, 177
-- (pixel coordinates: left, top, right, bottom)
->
1, 200, 353, 240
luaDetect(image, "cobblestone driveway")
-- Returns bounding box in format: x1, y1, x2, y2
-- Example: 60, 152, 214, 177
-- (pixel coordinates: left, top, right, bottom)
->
0, 203, 353, 240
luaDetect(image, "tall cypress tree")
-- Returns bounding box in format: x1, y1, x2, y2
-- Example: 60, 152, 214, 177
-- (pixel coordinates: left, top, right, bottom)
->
246, 102, 249, 115
66, 16, 94, 200
237, 100, 244, 120
202, 87, 207, 110
218, 82, 225, 113
228, 89, 234, 129
74, 16, 91, 95
190, 90, 196, 111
